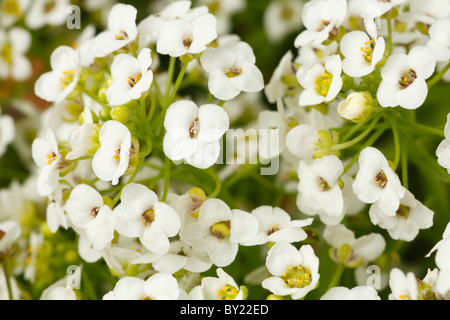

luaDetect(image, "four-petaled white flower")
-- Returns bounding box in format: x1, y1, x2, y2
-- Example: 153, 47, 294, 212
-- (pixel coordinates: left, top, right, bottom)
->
262, 242, 320, 300
34, 45, 80, 103
200, 40, 265, 100
189, 267, 245, 300
377, 46, 436, 110
92, 120, 132, 185
163, 100, 229, 169
105, 48, 154, 106
296, 54, 343, 106
0, 27, 31, 81
113, 183, 181, 255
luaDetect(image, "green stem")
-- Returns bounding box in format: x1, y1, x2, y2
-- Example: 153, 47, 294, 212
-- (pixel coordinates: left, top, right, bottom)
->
164, 56, 176, 105
206, 168, 221, 198
397, 119, 445, 137
326, 263, 345, 292
427, 60, 450, 89
331, 113, 382, 151
147, 89, 156, 125
387, 18, 393, 56
162, 157, 171, 202
401, 137, 409, 189
389, 113, 401, 170
2, 261, 14, 300
167, 62, 188, 104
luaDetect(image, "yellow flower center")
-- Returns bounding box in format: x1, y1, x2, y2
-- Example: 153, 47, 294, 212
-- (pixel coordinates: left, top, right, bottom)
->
127, 72, 142, 88
59, 69, 75, 89
113, 149, 120, 161
2, 0, 20, 16
360, 40, 375, 63
373, 170, 388, 189
115, 30, 129, 41
224, 67, 242, 78
282, 265, 312, 288
318, 177, 331, 191
216, 285, 239, 300
314, 72, 333, 97
396, 204, 410, 219
46, 152, 57, 165
90, 207, 100, 219
141, 207, 155, 226
398, 68, 417, 89
183, 35, 193, 49
211, 221, 231, 242
1, 43, 12, 66
316, 19, 330, 32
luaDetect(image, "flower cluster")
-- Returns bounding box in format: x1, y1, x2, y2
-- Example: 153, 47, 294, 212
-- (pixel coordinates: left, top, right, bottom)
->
0, 0, 450, 301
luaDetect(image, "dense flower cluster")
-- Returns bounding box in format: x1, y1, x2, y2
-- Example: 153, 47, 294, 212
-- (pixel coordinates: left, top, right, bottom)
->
0, 0, 450, 301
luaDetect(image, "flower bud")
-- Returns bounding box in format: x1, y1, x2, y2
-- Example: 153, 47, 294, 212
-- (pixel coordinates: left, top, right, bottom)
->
337, 92, 373, 123
111, 105, 130, 123
99, 106, 112, 122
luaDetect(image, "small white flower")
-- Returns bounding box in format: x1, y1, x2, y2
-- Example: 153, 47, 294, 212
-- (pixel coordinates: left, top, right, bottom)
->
34, 45, 81, 103
426, 222, 450, 295
437, 113, 450, 174
340, 31, 385, 77
0, 27, 31, 81
352, 147, 406, 216
296, 54, 343, 106
103, 273, 184, 300
24, 0, 71, 29
0, 220, 21, 253
243, 206, 314, 246
324, 224, 386, 267
262, 242, 320, 300
92, 120, 132, 185
65, 184, 115, 251
40, 267, 81, 300
427, 19, 450, 62
31, 127, 65, 196
406, 0, 450, 25
377, 46, 436, 110
163, 100, 229, 169
105, 48, 154, 106
156, 10, 217, 57
369, 189, 434, 242
65, 106, 98, 161
89, 3, 138, 58
0, 108, 15, 157
182, 198, 258, 267
113, 183, 181, 255
297, 155, 345, 225
0, 0, 30, 28
388, 268, 418, 300
294, 0, 347, 47
264, 50, 297, 103
189, 268, 245, 300
263, 0, 303, 43
200, 40, 264, 100
321, 285, 381, 300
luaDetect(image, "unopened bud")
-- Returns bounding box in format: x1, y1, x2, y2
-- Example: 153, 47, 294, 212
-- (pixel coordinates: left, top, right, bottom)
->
337, 92, 373, 123
110, 105, 130, 123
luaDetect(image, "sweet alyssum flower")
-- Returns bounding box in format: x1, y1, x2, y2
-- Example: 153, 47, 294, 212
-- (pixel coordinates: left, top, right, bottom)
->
189, 267, 246, 300
427, 19, 450, 62
200, 39, 264, 101
65, 184, 115, 251
296, 54, 343, 106
377, 46, 436, 110
368, 189, 434, 242
0, 27, 31, 81
426, 222, 450, 295
243, 206, 314, 246
262, 242, 320, 300
436, 113, 450, 174
320, 285, 381, 300
388, 268, 419, 300
181, 198, 258, 267
34, 45, 80, 103
103, 273, 185, 300
105, 48, 154, 106
0, 108, 15, 157
352, 147, 406, 216
163, 100, 229, 169
263, 0, 303, 43
91, 120, 132, 185
89, 3, 138, 58
113, 183, 181, 255
294, 0, 347, 47
297, 155, 345, 225
156, 8, 217, 57
24, 0, 71, 30
340, 31, 386, 78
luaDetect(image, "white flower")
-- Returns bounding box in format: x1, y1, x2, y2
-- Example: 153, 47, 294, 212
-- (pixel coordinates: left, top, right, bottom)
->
323, 224, 386, 267
46, 184, 69, 233
0, 27, 31, 81
103, 273, 184, 300
113, 183, 180, 255
243, 206, 314, 246
297, 155, 345, 225
426, 222, 450, 295
89, 3, 138, 58
437, 113, 450, 174
263, 0, 303, 43
65, 106, 98, 161
105, 48, 154, 106
34, 45, 81, 103
40, 267, 81, 300
262, 242, 320, 300
31, 127, 65, 196
264, 50, 297, 103
377, 46, 436, 110
368, 189, 434, 242
200, 40, 264, 100
24, 0, 71, 29
0, 0, 30, 28
65, 184, 115, 251
0, 108, 15, 157
182, 198, 258, 267
156, 9, 217, 57
422, 268, 450, 299
340, 31, 385, 77
388, 268, 418, 300
406, 0, 450, 25
0, 220, 21, 253
163, 100, 229, 169
427, 19, 450, 63
294, 0, 347, 47
151, 240, 212, 274
352, 147, 406, 216
297, 54, 343, 106
92, 120, 132, 185
189, 268, 245, 300
321, 285, 381, 300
